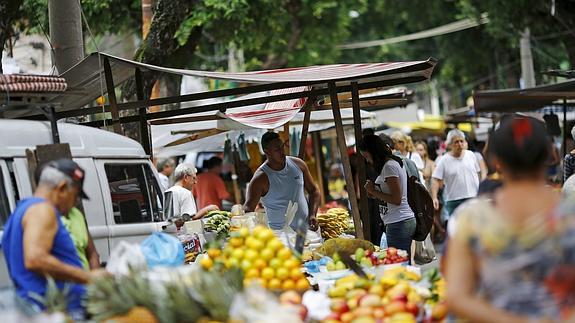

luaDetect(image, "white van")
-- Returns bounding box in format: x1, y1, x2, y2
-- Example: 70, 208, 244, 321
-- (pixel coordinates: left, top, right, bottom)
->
0, 120, 168, 286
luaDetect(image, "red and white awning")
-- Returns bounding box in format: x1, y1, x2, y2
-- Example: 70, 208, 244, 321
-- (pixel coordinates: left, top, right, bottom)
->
224, 86, 309, 129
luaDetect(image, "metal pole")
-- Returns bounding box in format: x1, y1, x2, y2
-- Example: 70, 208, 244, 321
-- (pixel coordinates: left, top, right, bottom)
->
351, 82, 371, 240
47, 106, 60, 144
329, 82, 363, 239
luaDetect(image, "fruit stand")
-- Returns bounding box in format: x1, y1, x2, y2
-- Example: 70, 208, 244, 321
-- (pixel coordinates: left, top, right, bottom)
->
77, 202, 446, 323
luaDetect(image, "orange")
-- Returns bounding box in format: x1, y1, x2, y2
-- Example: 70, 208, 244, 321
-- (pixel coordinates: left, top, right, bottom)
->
276, 267, 289, 280
260, 248, 274, 261
261, 267, 275, 280
282, 279, 296, 290
207, 248, 221, 259
200, 256, 213, 270
284, 258, 299, 270
269, 258, 283, 269
296, 278, 310, 290
245, 268, 259, 279
253, 259, 267, 270
229, 237, 243, 248
277, 248, 292, 260
256, 228, 275, 242
268, 278, 282, 290
267, 239, 284, 252
290, 268, 303, 280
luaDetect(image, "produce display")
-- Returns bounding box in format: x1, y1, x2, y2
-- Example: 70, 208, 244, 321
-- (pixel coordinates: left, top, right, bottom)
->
325, 247, 409, 271
86, 268, 244, 323
323, 267, 447, 323
201, 226, 310, 291
317, 208, 352, 239
203, 212, 231, 240
313, 238, 375, 260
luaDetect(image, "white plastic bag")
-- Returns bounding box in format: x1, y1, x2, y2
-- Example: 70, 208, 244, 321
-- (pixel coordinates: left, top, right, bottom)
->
106, 241, 147, 275
413, 234, 436, 265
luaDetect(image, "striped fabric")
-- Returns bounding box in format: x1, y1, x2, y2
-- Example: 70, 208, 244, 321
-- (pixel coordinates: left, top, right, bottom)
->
224, 86, 309, 129
0, 74, 67, 92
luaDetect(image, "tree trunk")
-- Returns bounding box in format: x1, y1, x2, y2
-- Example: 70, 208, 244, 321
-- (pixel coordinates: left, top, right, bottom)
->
0, 0, 23, 74
122, 0, 202, 101
48, 0, 84, 74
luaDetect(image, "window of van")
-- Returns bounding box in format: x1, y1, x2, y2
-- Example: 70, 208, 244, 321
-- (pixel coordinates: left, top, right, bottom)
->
104, 164, 163, 224
0, 168, 10, 226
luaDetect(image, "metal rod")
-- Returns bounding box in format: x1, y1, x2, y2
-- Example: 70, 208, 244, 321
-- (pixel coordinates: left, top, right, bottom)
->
351, 82, 371, 241
329, 82, 363, 239
313, 132, 326, 206
47, 106, 60, 144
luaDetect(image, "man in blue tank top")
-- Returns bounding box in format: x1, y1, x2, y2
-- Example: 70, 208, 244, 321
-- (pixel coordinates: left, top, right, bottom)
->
244, 132, 320, 231
2, 159, 104, 315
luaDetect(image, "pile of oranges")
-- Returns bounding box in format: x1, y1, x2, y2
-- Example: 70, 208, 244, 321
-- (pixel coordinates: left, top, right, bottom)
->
200, 226, 310, 291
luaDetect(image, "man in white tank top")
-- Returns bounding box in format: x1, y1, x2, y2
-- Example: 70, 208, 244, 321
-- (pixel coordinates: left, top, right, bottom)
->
244, 132, 320, 231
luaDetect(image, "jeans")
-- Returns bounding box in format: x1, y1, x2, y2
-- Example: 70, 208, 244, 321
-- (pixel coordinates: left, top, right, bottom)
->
385, 217, 416, 258
444, 198, 471, 217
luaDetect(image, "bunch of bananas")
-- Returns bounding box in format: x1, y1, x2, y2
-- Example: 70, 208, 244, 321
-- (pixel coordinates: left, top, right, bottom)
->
317, 208, 350, 239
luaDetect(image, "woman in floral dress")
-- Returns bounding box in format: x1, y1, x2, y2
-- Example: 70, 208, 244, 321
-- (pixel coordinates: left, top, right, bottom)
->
446, 116, 575, 322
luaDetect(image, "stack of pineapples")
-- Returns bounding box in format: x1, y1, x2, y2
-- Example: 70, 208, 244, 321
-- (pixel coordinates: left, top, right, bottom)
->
86, 268, 243, 323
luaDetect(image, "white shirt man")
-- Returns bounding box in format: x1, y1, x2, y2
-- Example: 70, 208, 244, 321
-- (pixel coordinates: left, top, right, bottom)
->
431, 130, 480, 217
165, 163, 218, 219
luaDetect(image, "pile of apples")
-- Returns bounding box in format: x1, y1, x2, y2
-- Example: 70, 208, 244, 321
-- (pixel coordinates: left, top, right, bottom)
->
354, 247, 409, 267
323, 267, 443, 323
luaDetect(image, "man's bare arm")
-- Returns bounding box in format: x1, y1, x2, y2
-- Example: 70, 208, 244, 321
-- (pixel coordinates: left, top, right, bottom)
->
23, 203, 91, 284
292, 157, 320, 230
243, 171, 268, 212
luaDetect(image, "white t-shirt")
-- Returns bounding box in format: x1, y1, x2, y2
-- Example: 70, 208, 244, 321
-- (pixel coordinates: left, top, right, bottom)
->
375, 159, 414, 225
407, 151, 425, 186
432, 150, 480, 202
158, 173, 170, 190
165, 185, 197, 216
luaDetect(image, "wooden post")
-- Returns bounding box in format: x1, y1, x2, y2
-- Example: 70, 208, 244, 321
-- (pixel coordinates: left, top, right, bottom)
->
313, 132, 327, 206
351, 82, 371, 241
103, 57, 122, 134
298, 106, 312, 159
135, 68, 152, 157
329, 82, 363, 239
563, 98, 567, 161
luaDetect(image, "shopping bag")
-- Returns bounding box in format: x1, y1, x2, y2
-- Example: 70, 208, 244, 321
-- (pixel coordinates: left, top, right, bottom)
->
413, 234, 436, 265
140, 232, 185, 268
106, 241, 147, 275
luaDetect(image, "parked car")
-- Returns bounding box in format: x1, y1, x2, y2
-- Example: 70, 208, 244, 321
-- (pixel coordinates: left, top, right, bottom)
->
0, 120, 168, 286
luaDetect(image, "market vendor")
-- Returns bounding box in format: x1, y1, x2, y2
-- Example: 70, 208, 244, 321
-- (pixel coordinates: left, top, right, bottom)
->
2, 159, 105, 314
166, 163, 219, 219
244, 131, 320, 231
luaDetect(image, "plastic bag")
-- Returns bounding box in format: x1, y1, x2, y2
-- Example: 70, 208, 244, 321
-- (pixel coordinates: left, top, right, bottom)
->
229, 285, 302, 323
413, 234, 436, 265
140, 232, 185, 268
106, 241, 147, 275
380, 232, 388, 249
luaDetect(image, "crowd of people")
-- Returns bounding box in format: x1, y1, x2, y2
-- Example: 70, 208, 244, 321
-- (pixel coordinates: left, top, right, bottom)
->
2, 117, 574, 321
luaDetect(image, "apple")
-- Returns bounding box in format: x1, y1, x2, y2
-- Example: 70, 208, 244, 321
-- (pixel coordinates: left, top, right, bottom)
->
352, 306, 374, 318
295, 304, 308, 320
330, 298, 350, 314
359, 294, 381, 307
368, 284, 384, 297
279, 290, 302, 304
373, 307, 386, 319
323, 320, 342, 323
431, 302, 448, 320
340, 311, 355, 323
391, 292, 408, 303
387, 247, 397, 257
365, 249, 373, 257
350, 316, 376, 323
347, 289, 368, 299
405, 302, 419, 316
347, 297, 360, 310
324, 313, 341, 321
385, 301, 406, 316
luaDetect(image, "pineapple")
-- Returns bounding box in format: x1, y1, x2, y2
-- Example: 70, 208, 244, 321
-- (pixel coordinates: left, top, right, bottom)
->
28, 276, 70, 317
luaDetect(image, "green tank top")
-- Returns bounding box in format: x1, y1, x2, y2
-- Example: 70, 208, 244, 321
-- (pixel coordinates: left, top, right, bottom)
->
61, 207, 90, 269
